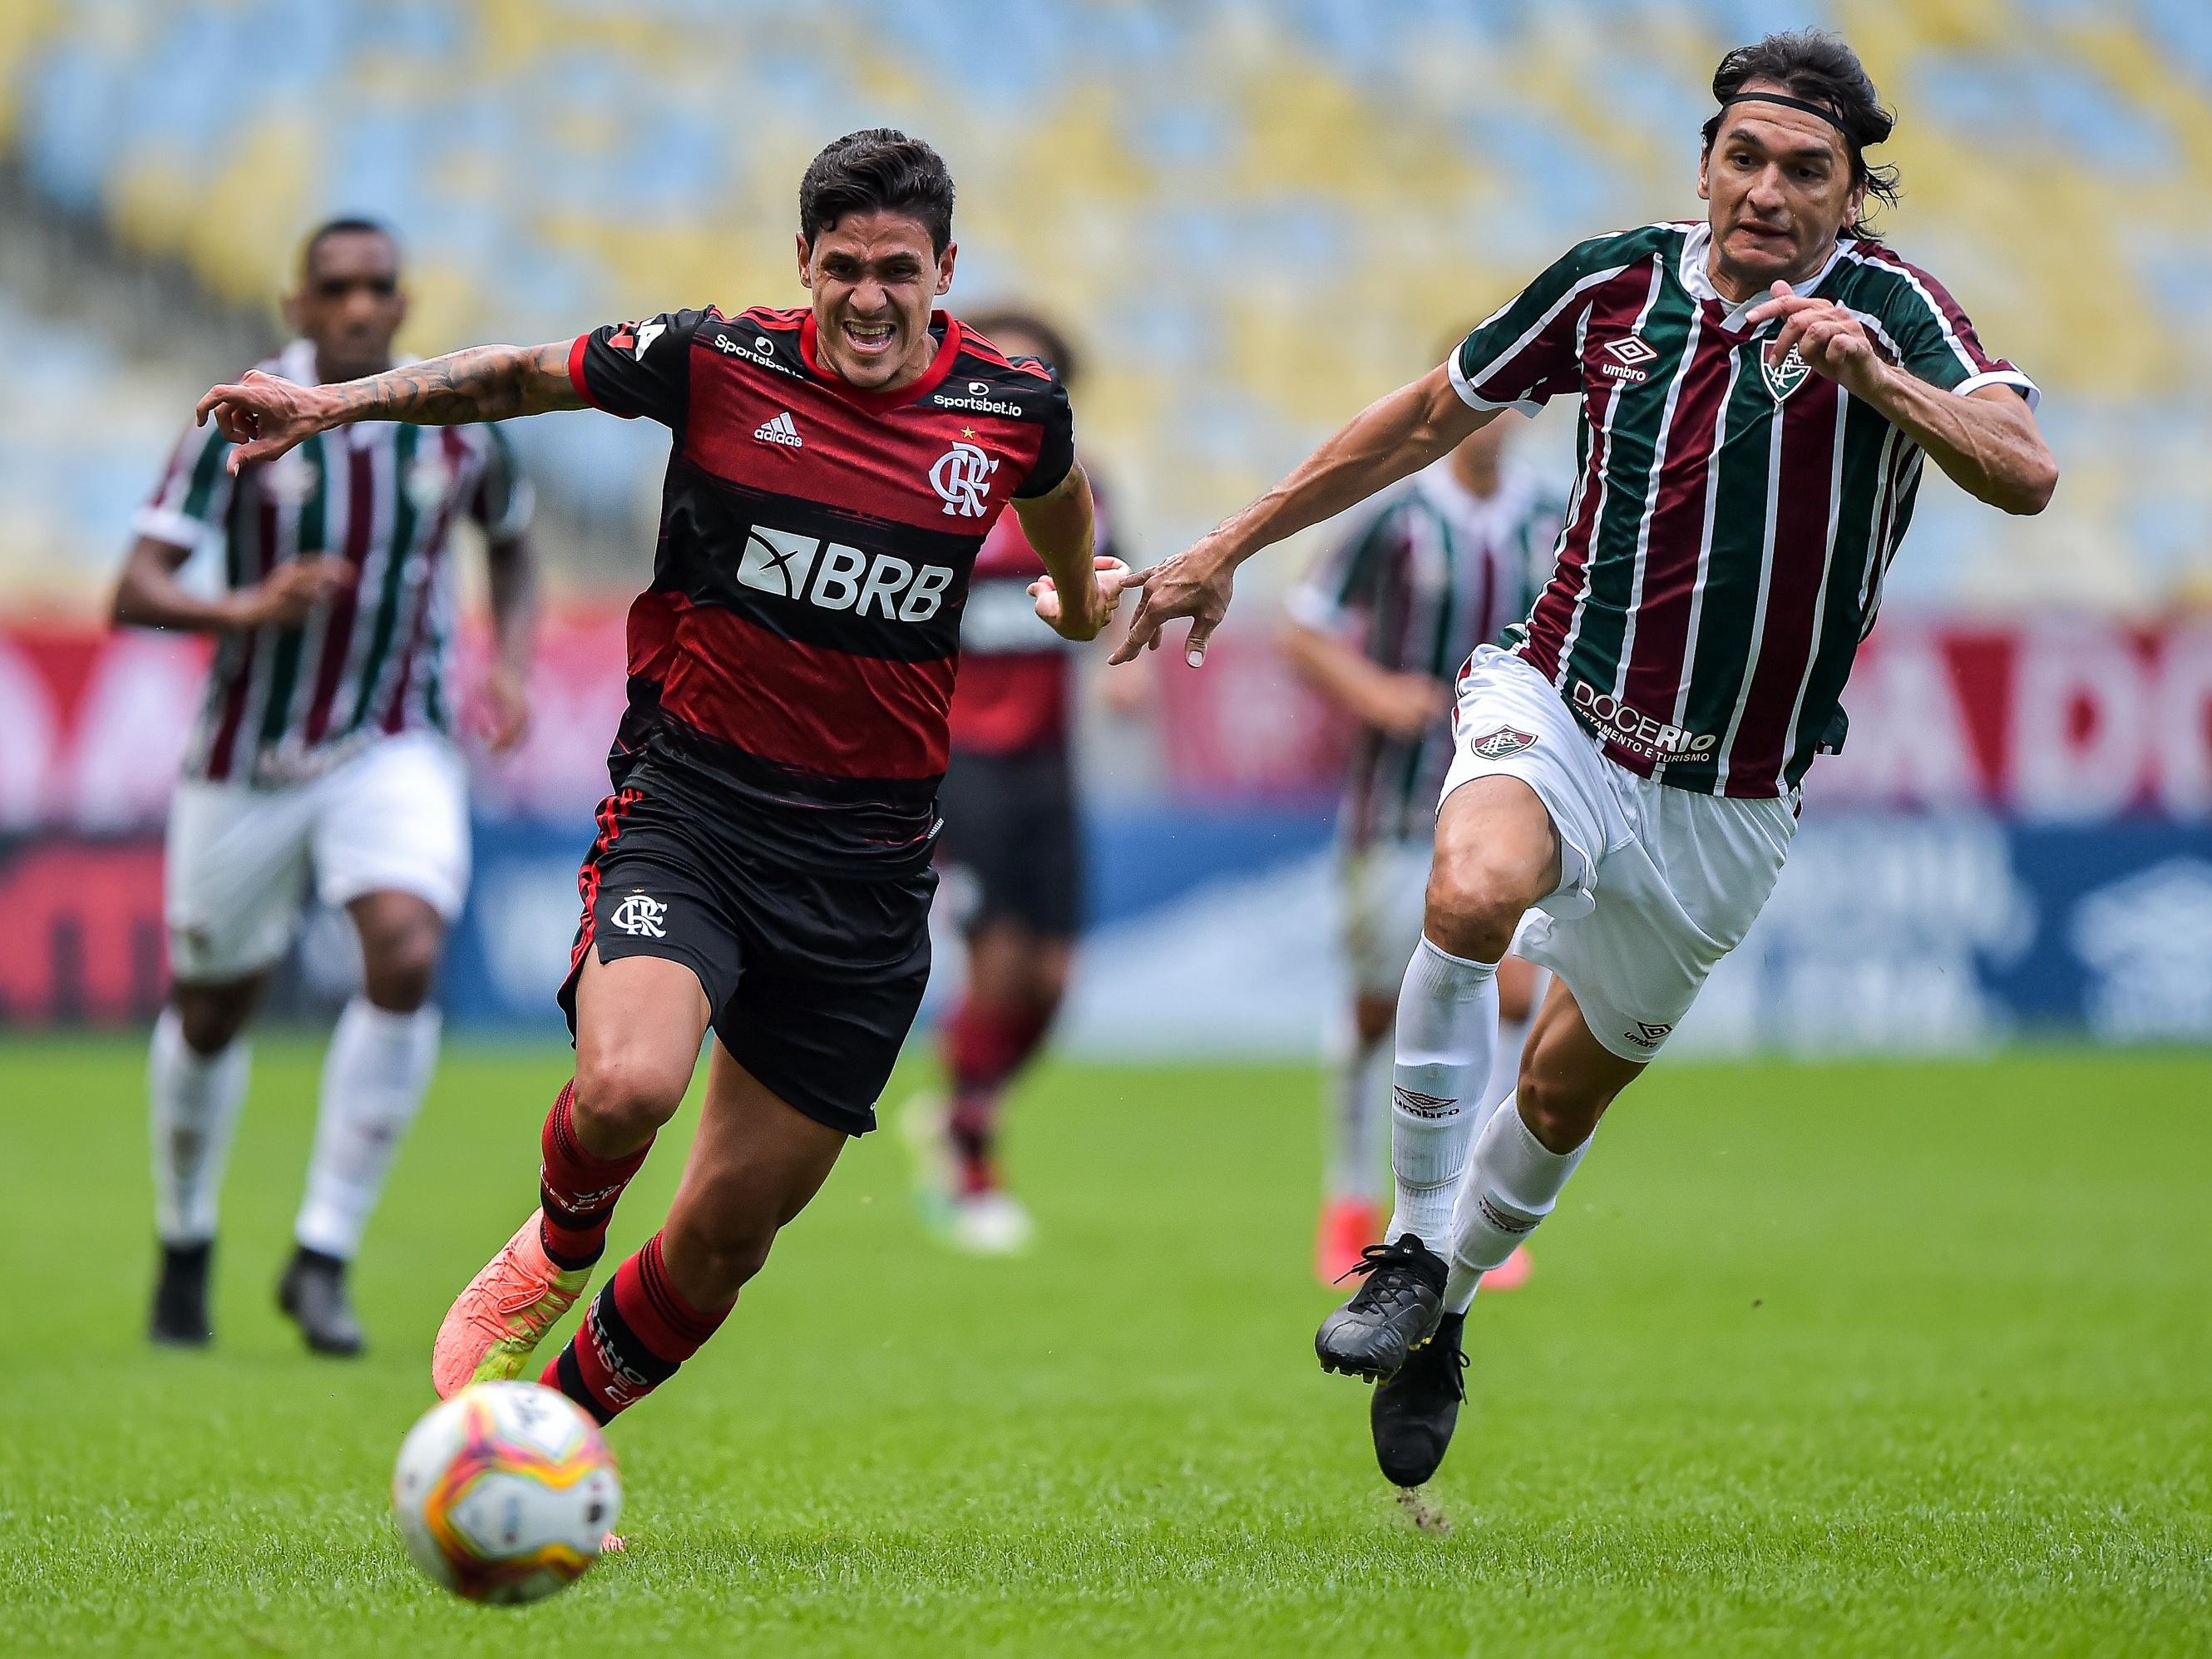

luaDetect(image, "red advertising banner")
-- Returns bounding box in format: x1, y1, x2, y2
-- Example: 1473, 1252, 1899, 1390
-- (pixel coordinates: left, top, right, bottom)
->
2, 613, 2210, 826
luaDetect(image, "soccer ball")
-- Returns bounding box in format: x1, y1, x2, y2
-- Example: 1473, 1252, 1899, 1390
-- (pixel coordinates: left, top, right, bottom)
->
391, 1380, 622, 1604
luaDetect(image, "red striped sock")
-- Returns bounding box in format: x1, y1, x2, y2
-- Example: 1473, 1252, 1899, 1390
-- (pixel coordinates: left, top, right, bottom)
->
941, 997, 1053, 1192
544, 1232, 729, 1424
538, 1080, 652, 1271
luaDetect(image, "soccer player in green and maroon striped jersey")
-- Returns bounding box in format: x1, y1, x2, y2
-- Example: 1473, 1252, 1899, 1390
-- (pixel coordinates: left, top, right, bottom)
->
1117, 31, 2056, 1488
115, 218, 539, 1357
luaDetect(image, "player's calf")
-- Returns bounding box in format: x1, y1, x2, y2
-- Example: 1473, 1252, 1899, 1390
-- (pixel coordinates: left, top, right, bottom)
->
544, 1232, 732, 1424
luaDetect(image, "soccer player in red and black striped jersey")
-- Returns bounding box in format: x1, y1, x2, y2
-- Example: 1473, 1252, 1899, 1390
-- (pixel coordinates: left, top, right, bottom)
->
120, 217, 539, 1358
201, 130, 1127, 1429
1118, 33, 2057, 1487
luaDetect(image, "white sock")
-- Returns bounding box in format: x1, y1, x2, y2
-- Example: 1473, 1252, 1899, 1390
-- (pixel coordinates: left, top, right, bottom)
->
1324, 1030, 1391, 1202
1486, 1013, 1531, 1117
294, 999, 441, 1261
1383, 936, 1499, 1252
149, 1007, 251, 1245
1444, 1099, 1590, 1312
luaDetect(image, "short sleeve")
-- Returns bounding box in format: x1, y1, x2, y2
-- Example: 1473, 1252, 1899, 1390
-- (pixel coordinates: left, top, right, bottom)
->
569, 309, 708, 427
1012, 372, 1075, 499
1449, 239, 1619, 415
1286, 497, 1403, 632
134, 419, 236, 548
1869, 260, 2039, 407
467, 424, 536, 541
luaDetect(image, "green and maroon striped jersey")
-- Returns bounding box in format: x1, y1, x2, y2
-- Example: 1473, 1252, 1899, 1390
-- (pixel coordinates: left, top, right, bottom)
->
1450, 220, 2036, 797
137, 341, 532, 785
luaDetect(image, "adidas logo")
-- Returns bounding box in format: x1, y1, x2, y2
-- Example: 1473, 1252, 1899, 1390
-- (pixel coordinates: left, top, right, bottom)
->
753, 411, 802, 448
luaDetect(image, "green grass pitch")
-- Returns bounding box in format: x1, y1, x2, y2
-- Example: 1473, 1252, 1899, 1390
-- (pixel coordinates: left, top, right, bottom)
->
0, 1035, 2206, 1656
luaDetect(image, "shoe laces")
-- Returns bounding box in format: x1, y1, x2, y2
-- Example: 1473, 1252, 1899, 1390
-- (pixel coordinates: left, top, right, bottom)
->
1336, 1237, 1444, 1311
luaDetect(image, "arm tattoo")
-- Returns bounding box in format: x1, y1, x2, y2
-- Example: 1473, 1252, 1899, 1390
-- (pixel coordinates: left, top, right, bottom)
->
326, 342, 574, 426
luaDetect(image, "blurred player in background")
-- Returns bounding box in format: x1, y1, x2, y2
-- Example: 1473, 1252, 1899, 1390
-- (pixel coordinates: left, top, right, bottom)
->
1281, 405, 1561, 1286
116, 218, 538, 1355
905, 307, 1129, 1255
195, 131, 1129, 1429
1121, 32, 2054, 1488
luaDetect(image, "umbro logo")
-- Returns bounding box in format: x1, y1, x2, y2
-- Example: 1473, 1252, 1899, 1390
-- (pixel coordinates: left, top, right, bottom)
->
1599, 335, 1656, 384
753, 411, 802, 448
1624, 1020, 1673, 1049
608, 893, 667, 937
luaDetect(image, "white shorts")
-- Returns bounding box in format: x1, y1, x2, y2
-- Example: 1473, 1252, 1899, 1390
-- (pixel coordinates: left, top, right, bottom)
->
1439, 646, 1797, 1061
1339, 839, 1433, 1000
165, 732, 472, 983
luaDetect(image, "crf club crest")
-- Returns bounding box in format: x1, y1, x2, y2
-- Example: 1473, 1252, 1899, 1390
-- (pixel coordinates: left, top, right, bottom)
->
1762, 343, 1813, 402
1469, 728, 1538, 759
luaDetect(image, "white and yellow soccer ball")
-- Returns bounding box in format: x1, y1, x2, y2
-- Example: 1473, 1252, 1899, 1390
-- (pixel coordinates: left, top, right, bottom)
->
391, 1380, 622, 1605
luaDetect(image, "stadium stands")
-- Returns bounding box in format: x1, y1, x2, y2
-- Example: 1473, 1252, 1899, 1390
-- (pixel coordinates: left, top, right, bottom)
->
2, 1, 2210, 610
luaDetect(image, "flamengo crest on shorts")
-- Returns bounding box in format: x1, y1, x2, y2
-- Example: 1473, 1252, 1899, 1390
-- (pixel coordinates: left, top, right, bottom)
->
1469, 728, 1538, 760
608, 893, 668, 937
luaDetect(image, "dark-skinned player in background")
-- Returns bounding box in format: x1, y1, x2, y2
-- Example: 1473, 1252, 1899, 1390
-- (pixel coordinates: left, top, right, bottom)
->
119, 217, 537, 1357
904, 307, 1137, 1255
1115, 33, 2056, 1490
197, 131, 1130, 1428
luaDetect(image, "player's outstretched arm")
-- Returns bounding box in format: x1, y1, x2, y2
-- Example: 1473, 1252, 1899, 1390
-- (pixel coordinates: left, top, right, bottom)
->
1019, 461, 1136, 643
1113, 369, 1496, 668
1748, 285, 2057, 516
196, 343, 585, 474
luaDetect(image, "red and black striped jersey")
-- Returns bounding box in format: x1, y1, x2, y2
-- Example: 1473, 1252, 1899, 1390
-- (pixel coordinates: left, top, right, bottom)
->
569, 306, 1074, 876
139, 339, 532, 785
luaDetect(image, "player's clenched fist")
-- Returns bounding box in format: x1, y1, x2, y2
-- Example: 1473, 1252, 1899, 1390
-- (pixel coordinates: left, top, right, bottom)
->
231, 555, 354, 629
1746, 282, 1884, 397
1028, 555, 1136, 642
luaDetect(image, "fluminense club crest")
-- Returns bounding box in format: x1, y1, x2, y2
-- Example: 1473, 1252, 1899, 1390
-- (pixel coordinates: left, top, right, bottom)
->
1469, 728, 1538, 760
1762, 343, 1813, 403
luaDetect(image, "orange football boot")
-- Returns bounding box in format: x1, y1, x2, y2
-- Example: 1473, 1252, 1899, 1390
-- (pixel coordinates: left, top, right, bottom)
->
432, 1215, 593, 1400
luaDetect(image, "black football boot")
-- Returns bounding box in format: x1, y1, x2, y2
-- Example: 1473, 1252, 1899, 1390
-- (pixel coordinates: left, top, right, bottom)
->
1315, 1234, 1447, 1381
149, 1240, 214, 1346
1370, 1309, 1468, 1487
278, 1247, 365, 1357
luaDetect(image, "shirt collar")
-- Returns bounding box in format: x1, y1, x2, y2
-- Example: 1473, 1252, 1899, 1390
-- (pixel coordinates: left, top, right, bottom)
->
1415, 455, 1534, 527
1678, 221, 1853, 333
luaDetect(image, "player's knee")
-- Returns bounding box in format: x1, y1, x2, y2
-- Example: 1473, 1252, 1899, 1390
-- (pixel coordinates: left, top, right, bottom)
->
1513, 1067, 1602, 1155
361, 944, 437, 1012
173, 981, 259, 1053
1421, 862, 1522, 963
571, 1052, 689, 1145
357, 907, 443, 1011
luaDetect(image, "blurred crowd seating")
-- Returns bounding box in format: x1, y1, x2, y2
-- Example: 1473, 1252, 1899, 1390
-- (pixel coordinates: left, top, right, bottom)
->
3, 0, 2210, 613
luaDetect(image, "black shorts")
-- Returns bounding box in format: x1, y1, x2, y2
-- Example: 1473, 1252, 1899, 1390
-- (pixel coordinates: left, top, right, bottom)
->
559, 769, 934, 1138
935, 747, 1082, 938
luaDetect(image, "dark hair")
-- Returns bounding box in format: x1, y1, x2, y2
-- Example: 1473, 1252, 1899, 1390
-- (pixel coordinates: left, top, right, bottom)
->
299, 215, 400, 279
1701, 32, 1900, 239
798, 129, 955, 255
962, 308, 1079, 388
